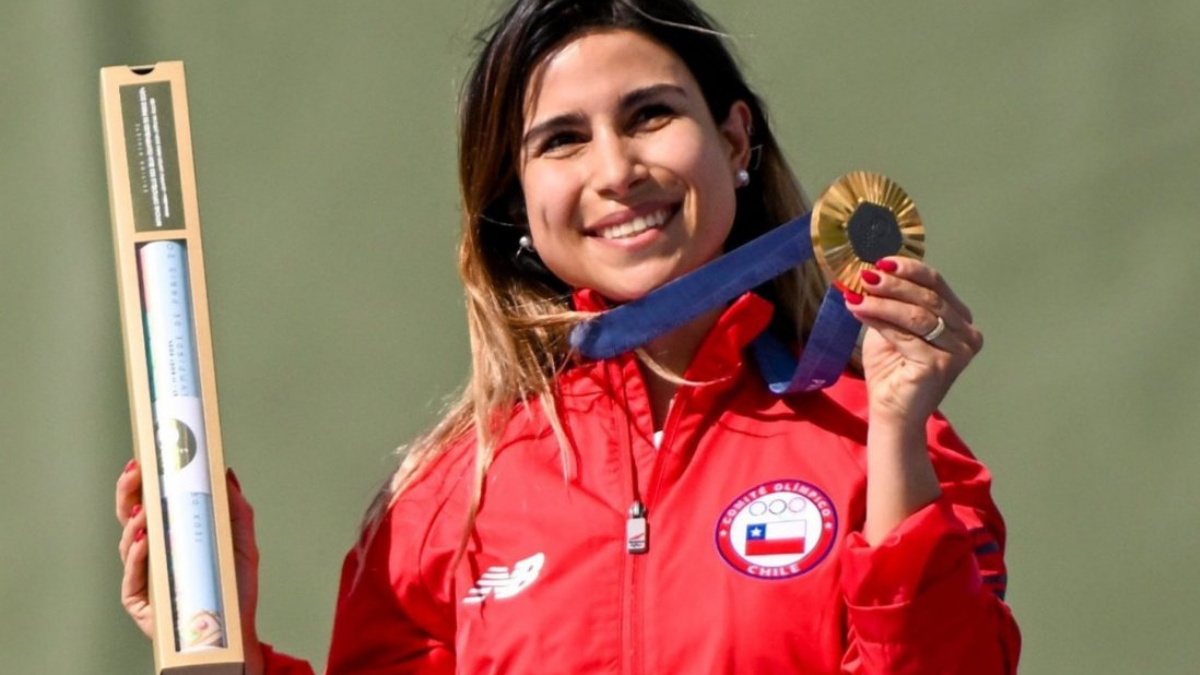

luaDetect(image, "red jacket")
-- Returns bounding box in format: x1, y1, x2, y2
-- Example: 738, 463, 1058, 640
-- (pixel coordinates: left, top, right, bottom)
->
265, 292, 1020, 674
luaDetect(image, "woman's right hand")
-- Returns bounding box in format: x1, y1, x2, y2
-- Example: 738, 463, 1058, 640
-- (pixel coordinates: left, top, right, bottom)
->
116, 460, 266, 675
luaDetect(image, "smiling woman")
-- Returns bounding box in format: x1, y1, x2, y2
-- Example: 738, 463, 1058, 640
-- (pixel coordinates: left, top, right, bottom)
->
115, 0, 1018, 673
519, 31, 749, 302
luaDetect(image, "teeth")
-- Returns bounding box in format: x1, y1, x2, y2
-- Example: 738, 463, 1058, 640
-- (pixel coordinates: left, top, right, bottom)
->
598, 209, 669, 240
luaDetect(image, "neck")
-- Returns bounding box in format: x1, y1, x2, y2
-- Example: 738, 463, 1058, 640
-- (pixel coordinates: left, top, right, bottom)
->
636, 305, 724, 430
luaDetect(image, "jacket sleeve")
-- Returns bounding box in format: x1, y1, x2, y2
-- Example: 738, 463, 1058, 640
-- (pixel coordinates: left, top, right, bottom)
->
838, 412, 1021, 675
260, 513, 457, 675
260, 446, 466, 675
322, 454, 466, 675
261, 642, 316, 675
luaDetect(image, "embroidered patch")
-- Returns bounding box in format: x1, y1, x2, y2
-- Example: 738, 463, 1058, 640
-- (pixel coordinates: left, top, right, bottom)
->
715, 480, 837, 579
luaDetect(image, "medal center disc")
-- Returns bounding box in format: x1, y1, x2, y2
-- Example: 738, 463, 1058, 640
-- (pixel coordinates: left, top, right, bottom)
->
846, 201, 902, 264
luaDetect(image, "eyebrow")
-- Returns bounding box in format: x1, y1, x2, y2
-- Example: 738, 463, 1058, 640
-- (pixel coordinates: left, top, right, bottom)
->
522, 83, 690, 148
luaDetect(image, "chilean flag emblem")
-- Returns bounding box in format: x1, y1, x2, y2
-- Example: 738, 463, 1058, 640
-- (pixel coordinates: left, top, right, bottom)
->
715, 479, 838, 580
744, 520, 806, 556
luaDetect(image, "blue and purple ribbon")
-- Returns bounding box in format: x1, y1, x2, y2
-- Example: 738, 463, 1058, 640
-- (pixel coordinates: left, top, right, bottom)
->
568, 212, 861, 394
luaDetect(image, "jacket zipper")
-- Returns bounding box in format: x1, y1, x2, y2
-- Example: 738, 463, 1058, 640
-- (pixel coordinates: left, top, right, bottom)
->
615, 358, 642, 675
622, 358, 696, 675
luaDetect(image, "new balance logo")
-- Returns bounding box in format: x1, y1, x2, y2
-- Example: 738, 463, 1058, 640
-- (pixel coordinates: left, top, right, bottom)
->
463, 552, 545, 605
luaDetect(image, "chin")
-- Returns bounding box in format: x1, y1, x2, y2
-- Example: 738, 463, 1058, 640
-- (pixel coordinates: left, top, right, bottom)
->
593, 277, 673, 304
569, 252, 713, 304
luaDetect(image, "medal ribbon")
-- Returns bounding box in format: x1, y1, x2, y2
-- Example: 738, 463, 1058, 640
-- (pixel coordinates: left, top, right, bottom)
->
568, 211, 862, 394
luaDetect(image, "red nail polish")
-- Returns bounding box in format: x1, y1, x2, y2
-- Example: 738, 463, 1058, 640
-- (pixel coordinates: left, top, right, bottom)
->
130, 504, 142, 519
843, 290, 864, 305
123, 458, 138, 474
861, 270, 881, 285
876, 259, 898, 273
135, 529, 146, 543
227, 468, 241, 492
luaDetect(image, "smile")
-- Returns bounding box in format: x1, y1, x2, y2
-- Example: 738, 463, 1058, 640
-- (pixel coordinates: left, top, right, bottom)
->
595, 207, 673, 240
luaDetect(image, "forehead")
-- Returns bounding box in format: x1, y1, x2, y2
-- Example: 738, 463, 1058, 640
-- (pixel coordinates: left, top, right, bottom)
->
524, 29, 697, 123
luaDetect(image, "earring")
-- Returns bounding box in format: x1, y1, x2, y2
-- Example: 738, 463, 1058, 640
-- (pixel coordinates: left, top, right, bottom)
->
736, 169, 750, 188
513, 232, 564, 290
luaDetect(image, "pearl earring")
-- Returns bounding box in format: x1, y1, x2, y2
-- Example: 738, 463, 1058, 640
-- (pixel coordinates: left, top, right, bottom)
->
736, 169, 750, 188
518, 234, 534, 252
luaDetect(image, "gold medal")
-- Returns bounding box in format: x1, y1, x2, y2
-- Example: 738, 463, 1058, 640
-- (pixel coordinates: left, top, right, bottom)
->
810, 171, 925, 295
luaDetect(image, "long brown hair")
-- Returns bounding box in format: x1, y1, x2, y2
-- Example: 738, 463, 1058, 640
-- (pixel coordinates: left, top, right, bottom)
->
361, 0, 827, 555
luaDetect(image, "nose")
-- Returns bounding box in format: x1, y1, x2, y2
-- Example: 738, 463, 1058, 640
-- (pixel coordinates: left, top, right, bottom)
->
588, 130, 646, 197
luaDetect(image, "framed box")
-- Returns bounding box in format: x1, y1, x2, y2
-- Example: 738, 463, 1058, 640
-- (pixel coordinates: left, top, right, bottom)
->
100, 61, 244, 675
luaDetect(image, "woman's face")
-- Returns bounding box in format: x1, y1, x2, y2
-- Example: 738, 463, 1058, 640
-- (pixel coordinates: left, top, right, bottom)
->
519, 29, 750, 302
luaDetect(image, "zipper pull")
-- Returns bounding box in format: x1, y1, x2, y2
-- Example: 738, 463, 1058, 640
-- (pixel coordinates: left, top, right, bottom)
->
626, 501, 649, 555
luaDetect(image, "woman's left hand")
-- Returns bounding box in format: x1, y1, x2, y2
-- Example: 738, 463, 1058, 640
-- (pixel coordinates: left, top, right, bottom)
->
844, 257, 984, 427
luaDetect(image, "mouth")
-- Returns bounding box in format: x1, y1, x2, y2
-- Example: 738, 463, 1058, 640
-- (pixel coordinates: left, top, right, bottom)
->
592, 205, 677, 240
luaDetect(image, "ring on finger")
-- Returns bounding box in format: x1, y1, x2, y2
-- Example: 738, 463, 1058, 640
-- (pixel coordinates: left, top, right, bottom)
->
921, 315, 946, 343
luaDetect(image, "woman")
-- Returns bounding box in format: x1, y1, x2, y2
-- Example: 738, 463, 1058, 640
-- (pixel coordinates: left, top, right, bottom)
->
117, 0, 1020, 672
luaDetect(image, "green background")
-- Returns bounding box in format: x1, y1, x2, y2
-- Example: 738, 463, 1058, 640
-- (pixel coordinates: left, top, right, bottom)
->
2, 1, 1197, 673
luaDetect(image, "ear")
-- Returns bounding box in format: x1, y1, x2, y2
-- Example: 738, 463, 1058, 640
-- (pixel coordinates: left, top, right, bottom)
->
718, 100, 753, 174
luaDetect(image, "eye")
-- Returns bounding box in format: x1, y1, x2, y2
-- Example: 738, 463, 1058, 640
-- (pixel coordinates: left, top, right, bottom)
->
630, 103, 677, 131
537, 131, 586, 157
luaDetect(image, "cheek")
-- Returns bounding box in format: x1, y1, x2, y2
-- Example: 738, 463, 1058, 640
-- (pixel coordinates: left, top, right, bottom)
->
648, 123, 712, 175
683, 144, 739, 239
522, 167, 582, 235
652, 125, 736, 208
519, 167, 587, 286
696, 133, 739, 226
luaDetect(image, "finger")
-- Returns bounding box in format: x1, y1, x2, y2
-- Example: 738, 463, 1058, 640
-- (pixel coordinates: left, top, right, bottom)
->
861, 312, 976, 358
226, 469, 260, 567
116, 459, 144, 525
861, 269, 961, 333
873, 258, 974, 325
848, 286, 983, 354
120, 519, 155, 639
847, 289, 950, 344
226, 469, 262, 631
118, 502, 147, 565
